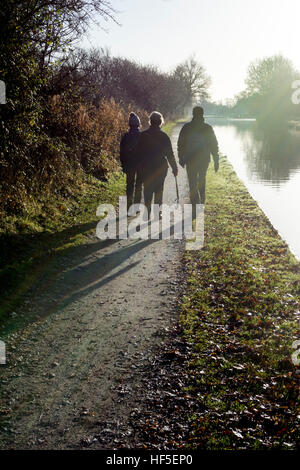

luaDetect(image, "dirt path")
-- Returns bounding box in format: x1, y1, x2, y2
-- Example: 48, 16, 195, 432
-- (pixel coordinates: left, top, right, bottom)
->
0, 124, 189, 449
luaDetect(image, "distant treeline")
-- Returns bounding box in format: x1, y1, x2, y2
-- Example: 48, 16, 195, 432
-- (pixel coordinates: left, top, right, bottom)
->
204, 55, 300, 123
0, 1, 209, 217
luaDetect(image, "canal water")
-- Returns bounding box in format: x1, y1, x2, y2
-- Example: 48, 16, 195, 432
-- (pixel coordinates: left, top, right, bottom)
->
205, 117, 300, 260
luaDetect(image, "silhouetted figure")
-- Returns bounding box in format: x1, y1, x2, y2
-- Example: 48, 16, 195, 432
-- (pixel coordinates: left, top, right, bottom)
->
120, 112, 142, 209
178, 106, 219, 215
136, 111, 178, 216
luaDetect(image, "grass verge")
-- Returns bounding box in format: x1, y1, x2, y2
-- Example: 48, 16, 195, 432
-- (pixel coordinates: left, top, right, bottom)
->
180, 155, 300, 450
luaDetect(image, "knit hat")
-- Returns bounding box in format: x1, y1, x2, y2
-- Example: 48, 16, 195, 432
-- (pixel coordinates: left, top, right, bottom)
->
129, 112, 141, 128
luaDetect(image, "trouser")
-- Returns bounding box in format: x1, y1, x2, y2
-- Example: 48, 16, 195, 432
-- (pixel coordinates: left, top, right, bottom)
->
143, 171, 167, 216
186, 159, 210, 215
126, 168, 142, 209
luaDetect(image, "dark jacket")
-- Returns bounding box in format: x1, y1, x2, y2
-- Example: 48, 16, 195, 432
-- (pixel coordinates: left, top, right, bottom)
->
136, 125, 178, 181
177, 117, 219, 167
120, 128, 141, 172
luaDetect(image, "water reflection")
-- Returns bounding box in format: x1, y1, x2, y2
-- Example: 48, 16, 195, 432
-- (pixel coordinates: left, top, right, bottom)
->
243, 125, 300, 184
205, 117, 300, 259
208, 118, 300, 184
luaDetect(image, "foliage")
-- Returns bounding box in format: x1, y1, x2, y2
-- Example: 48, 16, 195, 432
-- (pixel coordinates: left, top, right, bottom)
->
0, 0, 116, 216
234, 55, 299, 122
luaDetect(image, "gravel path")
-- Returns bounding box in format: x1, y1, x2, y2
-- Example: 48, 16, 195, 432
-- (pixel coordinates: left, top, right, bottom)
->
0, 124, 189, 449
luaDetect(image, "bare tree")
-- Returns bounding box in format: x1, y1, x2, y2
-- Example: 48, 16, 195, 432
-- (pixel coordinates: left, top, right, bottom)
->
1, 0, 116, 70
55, 48, 188, 116
173, 55, 211, 107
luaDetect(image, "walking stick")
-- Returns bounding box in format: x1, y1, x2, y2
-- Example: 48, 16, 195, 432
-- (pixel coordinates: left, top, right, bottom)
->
175, 175, 179, 205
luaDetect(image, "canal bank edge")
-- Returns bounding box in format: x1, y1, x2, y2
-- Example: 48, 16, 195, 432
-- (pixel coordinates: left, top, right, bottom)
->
179, 154, 299, 449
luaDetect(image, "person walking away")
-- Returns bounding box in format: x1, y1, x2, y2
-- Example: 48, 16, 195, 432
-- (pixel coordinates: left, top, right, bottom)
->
120, 112, 142, 210
136, 111, 178, 217
177, 106, 219, 217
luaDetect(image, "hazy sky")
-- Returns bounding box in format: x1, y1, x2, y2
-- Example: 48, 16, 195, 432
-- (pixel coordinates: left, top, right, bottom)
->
81, 0, 300, 102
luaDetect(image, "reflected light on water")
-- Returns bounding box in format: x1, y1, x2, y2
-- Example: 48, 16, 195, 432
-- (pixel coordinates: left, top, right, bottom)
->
206, 117, 300, 259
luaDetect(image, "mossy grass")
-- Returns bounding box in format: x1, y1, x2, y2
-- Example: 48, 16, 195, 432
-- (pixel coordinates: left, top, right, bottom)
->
180, 155, 300, 449
162, 121, 179, 136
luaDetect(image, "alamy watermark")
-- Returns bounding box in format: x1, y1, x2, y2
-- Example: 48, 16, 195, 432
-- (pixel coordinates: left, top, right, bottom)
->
291, 340, 300, 366
291, 80, 300, 105
0, 340, 6, 365
0, 80, 6, 104
96, 197, 204, 250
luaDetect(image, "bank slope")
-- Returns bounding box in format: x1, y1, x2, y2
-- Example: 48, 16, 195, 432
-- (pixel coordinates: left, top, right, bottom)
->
180, 155, 300, 450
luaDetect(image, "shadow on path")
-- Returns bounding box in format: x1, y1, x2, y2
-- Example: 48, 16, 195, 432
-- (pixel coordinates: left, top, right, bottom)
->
49, 238, 157, 313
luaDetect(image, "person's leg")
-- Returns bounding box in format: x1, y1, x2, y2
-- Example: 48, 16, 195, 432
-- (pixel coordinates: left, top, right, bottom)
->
186, 162, 200, 218
186, 162, 200, 205
134, 169, 142, 204
198, 162, 209, 204
153, 175, 166, 207
153, 176, 165, 219
143, 181, 153, 217
126, 170, 135, 210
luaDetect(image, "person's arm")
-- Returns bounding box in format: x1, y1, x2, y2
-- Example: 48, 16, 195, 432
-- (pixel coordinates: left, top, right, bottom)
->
119, 134, 127, 172
165, 135, 178, 176
209, 127, 220, 172
177, 125, 187, 167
